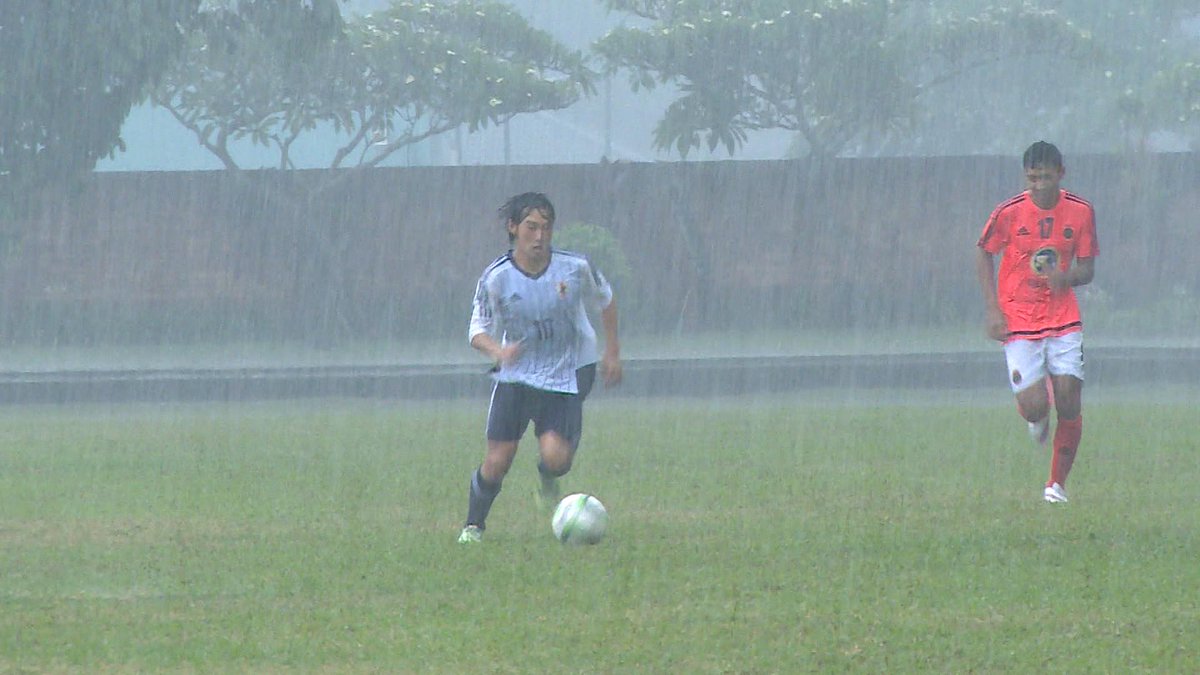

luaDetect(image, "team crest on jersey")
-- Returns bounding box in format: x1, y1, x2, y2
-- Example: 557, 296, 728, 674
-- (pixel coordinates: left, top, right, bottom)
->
557, 281, 568, 299
1011, 369, 1022, 386
1063, 227, 1073, 239
1031, 247, 1058, 276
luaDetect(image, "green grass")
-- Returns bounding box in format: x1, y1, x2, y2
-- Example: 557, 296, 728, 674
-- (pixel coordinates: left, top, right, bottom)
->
0, 394, 1196, 673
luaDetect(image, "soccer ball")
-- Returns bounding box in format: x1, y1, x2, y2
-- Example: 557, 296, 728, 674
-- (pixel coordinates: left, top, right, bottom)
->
551, 493, 608, 545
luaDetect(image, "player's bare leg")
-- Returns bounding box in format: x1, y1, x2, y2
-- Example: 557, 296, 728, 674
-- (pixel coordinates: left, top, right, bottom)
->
461, 440, 519, 541
1016, 377, 1053, 445
535, 431, 574, 509
1050, 374, 1081, 419
481, 439, 520, 482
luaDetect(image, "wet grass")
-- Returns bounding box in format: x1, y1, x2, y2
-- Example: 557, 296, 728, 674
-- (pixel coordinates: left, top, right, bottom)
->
0, 394, 1196, 673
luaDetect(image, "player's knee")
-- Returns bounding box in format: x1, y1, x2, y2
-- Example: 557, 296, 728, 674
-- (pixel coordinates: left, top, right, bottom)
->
1020, 406, 1048, 424
540, 450, 573, 475
538, 440, 575, 475
547, 458, 572, 476
1017, 395, 1049, 422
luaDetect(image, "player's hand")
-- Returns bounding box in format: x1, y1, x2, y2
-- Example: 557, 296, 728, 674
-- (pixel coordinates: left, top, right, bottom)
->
1045, 268, 1072, 292
984, 306, 1008, 342
600, 352, 623, 387
496, 340, 523, 366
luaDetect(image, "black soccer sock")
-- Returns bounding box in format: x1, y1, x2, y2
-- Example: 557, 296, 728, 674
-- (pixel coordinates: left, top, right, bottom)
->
465, 466, 502, 529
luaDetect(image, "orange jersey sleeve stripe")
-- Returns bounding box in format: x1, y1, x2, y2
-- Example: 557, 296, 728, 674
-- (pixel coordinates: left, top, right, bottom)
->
977, 193, 1027, 249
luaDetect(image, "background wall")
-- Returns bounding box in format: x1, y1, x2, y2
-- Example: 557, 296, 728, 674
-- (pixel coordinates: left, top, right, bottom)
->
3, 153, 1197, 348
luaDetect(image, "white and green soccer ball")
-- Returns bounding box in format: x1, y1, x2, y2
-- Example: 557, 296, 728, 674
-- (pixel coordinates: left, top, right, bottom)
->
551, 493, 608, 545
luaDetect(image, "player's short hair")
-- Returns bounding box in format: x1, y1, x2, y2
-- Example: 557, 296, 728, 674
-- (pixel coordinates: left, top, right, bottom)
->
500, 192, 556, 241
1023, 141, 1063, 169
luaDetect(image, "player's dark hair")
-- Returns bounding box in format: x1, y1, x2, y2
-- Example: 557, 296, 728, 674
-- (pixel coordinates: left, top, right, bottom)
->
1023, 141, 1063, 169
500, 192, 555, 242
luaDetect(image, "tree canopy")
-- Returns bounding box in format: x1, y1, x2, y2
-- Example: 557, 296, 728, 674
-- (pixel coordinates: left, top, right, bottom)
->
4, 0, 1198, 195
595, 0, 1200, 157
152, 0, 596, 170
0, 1, 199, 215
148, 0, 347, 169
0, 0, 347, 215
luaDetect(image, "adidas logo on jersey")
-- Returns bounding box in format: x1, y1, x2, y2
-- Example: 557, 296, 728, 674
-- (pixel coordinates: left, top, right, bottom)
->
496, 292, 521, 313
1016, 226, 1031, 236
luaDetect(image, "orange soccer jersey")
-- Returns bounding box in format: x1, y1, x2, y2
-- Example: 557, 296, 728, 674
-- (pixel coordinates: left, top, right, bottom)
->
977, 189, 1098, 342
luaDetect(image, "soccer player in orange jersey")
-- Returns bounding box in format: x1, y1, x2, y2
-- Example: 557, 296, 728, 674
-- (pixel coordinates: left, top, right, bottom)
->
976, 141, 1098, 504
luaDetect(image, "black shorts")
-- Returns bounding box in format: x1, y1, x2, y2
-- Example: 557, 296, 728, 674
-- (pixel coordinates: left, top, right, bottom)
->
485, 364, 597, 447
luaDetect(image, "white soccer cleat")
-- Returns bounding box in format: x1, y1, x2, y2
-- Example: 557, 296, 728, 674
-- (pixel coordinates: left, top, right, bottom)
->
1043, 482, 1068, 504
457, 525, 483, 544
1028, 416, 1050, 446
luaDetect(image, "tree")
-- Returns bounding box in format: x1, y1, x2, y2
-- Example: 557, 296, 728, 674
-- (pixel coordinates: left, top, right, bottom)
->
151, 0, 596, 170
900, 0, 1200, 156
1064, 0, 1200, 152
595, 0, 903, 157
591, 1, 1108, 158
1150, 60, 1200, 143
149, 0, 348, 170
0, 1, 199, 217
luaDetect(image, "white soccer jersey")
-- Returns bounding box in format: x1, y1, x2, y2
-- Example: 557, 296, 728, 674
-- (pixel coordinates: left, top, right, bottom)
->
469, 249, 613, 393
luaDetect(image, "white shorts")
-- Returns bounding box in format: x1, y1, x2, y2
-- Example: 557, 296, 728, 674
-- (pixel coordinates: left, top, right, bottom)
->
1003, 332, 1085, 394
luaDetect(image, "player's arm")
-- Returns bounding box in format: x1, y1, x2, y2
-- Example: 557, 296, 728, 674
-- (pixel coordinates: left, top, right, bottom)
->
599, 298, 622, 386
975, 247, 1007, 342
584, 261, 622, 386
469, 277, 521, 367
471, 331, 521, 367
1047, 257, 1094, 292
1050, 202, 1099, 291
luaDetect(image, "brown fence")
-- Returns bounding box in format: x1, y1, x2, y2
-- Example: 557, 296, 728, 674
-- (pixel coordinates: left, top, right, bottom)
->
2, 153, 1197, 346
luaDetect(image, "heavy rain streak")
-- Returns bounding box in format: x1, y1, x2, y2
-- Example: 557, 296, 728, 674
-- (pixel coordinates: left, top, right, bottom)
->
2, 1, 1198, 672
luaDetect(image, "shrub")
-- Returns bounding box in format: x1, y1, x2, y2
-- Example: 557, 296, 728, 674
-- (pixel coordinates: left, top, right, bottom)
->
554, 221, 634, 301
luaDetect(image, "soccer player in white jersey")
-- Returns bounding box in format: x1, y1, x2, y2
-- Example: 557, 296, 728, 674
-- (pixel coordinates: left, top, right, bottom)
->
458, 192, 622, 544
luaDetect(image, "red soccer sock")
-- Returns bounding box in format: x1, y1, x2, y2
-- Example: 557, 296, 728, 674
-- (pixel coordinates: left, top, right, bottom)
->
1049, 415, 1083, 487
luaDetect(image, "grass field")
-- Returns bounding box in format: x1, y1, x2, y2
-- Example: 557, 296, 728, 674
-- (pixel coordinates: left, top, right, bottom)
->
1, 391, 1197, 673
